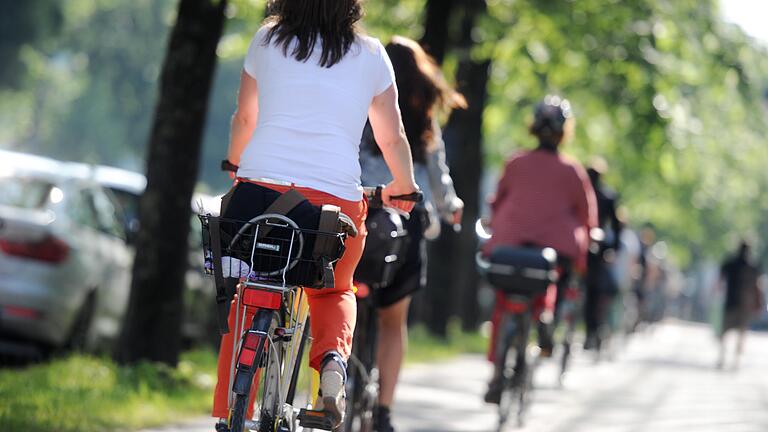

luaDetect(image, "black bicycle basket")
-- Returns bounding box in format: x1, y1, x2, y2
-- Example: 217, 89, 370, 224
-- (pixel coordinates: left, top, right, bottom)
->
201, 213, 348, 289
354, 208, 409, 289
484, 246, 558, 295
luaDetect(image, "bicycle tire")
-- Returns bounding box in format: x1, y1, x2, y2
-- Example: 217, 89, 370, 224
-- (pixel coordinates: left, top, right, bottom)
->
517, 352, 536, 427
343, 297, 378, 432
229, 309, 280, 432
231, 394, 250, 432
495, 317, 519, 430
497, 310, 535, 431
559, 315, 576, 383
343, 357, 376, 432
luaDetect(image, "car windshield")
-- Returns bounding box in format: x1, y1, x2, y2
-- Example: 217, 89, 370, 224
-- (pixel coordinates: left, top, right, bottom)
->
107, 188, 141, 222
0, 176, 54, 209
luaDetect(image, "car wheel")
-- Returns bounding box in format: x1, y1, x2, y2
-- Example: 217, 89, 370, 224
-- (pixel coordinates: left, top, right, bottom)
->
67, 292, 96, 351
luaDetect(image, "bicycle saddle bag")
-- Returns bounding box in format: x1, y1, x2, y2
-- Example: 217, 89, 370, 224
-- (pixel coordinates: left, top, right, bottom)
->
486, 246, 558, 296
354, 208, 410, 289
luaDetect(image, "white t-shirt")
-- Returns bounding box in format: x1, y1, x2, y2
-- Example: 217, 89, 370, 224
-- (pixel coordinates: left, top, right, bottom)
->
237, 26, 396, 201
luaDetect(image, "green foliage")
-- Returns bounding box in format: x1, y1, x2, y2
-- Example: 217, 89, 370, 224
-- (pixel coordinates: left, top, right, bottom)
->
0, 0, 176, 169
0, 0, 63, 89
476, 0, 768, 265
0, 350, 217, 432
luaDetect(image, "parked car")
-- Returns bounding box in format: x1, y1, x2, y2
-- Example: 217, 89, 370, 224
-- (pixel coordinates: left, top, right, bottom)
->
85, 164, 221, 347
0, 151, 132, 356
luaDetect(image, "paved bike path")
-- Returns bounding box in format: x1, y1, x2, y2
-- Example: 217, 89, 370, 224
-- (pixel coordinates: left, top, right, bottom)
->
393, 320, 768, 432
141, 321, 768, 432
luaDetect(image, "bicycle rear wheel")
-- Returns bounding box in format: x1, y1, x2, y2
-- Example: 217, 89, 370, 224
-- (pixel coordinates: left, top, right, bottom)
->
229, 309, 281, 432
496, 311, 533, 431
495, 318, 519, 430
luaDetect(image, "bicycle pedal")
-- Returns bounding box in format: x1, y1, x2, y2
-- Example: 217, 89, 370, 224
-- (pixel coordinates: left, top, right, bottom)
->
297, 408, 335, 430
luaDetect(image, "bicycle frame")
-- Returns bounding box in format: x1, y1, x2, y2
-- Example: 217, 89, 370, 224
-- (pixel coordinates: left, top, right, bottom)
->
228, 281, 312, 428
201, 213, 339, 432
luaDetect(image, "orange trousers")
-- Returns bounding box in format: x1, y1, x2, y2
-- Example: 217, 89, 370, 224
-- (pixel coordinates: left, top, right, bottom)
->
212, 182, 367, 419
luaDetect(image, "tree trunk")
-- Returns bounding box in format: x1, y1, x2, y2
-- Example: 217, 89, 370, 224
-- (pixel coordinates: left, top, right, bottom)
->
408, 0, 458, 336
422, 0, 490, 336
114, 0, 228, 366
449, 59, 490, 332
419, 0, 456, 64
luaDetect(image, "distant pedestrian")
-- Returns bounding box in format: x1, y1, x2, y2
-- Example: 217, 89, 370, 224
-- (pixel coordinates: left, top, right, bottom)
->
583, 158, 623, 351
716, 240, 764, 369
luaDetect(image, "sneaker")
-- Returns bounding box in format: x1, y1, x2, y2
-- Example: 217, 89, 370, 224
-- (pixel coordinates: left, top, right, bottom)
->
317, 353, 347, 428
373, 405, 395, 432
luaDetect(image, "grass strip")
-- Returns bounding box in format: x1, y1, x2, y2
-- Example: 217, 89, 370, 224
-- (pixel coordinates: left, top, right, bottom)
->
405, 321, 488, 364
0, 350, 217, 432
0, 323, 487, 431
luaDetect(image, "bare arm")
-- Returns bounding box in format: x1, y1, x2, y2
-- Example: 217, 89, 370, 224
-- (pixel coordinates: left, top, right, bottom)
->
368, 84, 418, 210
426, 124, 463, 224
227, 70, 259, 166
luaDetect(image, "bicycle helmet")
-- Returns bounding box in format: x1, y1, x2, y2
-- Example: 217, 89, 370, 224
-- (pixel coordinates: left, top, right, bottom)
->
530, 95, 572, 137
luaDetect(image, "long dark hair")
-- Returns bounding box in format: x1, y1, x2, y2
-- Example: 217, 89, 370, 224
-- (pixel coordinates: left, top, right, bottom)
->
264, 0, 363, 68
380, 36, 466, 163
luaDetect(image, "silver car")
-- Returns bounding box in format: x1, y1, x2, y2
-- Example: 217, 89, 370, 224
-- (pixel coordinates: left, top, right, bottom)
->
85, 164, 221, 346
0, 151, 132, 356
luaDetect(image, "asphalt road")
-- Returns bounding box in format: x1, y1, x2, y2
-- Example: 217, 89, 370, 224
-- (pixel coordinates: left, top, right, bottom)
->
142, 320, 768, 432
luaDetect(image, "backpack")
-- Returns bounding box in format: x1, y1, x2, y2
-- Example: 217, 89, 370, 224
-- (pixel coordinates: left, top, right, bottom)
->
354, 208, 410, 289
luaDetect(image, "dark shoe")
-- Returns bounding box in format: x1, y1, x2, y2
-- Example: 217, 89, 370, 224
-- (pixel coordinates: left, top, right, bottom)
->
537, 321, 554, 358
484, 378, 502, 405
373, 405, 395, 432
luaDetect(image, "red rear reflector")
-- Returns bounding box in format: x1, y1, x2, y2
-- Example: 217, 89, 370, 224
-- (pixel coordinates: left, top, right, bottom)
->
0, 235, 69, 263
243, 332, 263, 350
238, 331, 265, 367
242, 289, 282, 309
239, 349, 256, 367
3, 305, 42, 319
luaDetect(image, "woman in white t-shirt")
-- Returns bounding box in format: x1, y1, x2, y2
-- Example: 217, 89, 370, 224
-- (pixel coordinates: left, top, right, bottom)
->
212, 0, 419, 427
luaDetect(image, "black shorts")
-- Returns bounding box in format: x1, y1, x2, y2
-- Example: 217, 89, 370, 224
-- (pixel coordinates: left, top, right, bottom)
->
373, 208, 427, 309
722, 307, 750, 335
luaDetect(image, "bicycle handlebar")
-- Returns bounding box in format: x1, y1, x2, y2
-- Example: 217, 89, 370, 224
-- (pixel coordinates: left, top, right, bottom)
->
362, 185, 423, 209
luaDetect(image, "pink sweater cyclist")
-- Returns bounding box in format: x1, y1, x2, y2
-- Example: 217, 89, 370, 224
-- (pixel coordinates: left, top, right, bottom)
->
486, 148, 597, 271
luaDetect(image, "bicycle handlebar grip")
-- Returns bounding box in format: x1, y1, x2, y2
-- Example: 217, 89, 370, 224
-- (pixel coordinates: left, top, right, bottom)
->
364, 186, 423, 209
390, 191, 424, 203
221, 159, 239, 172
